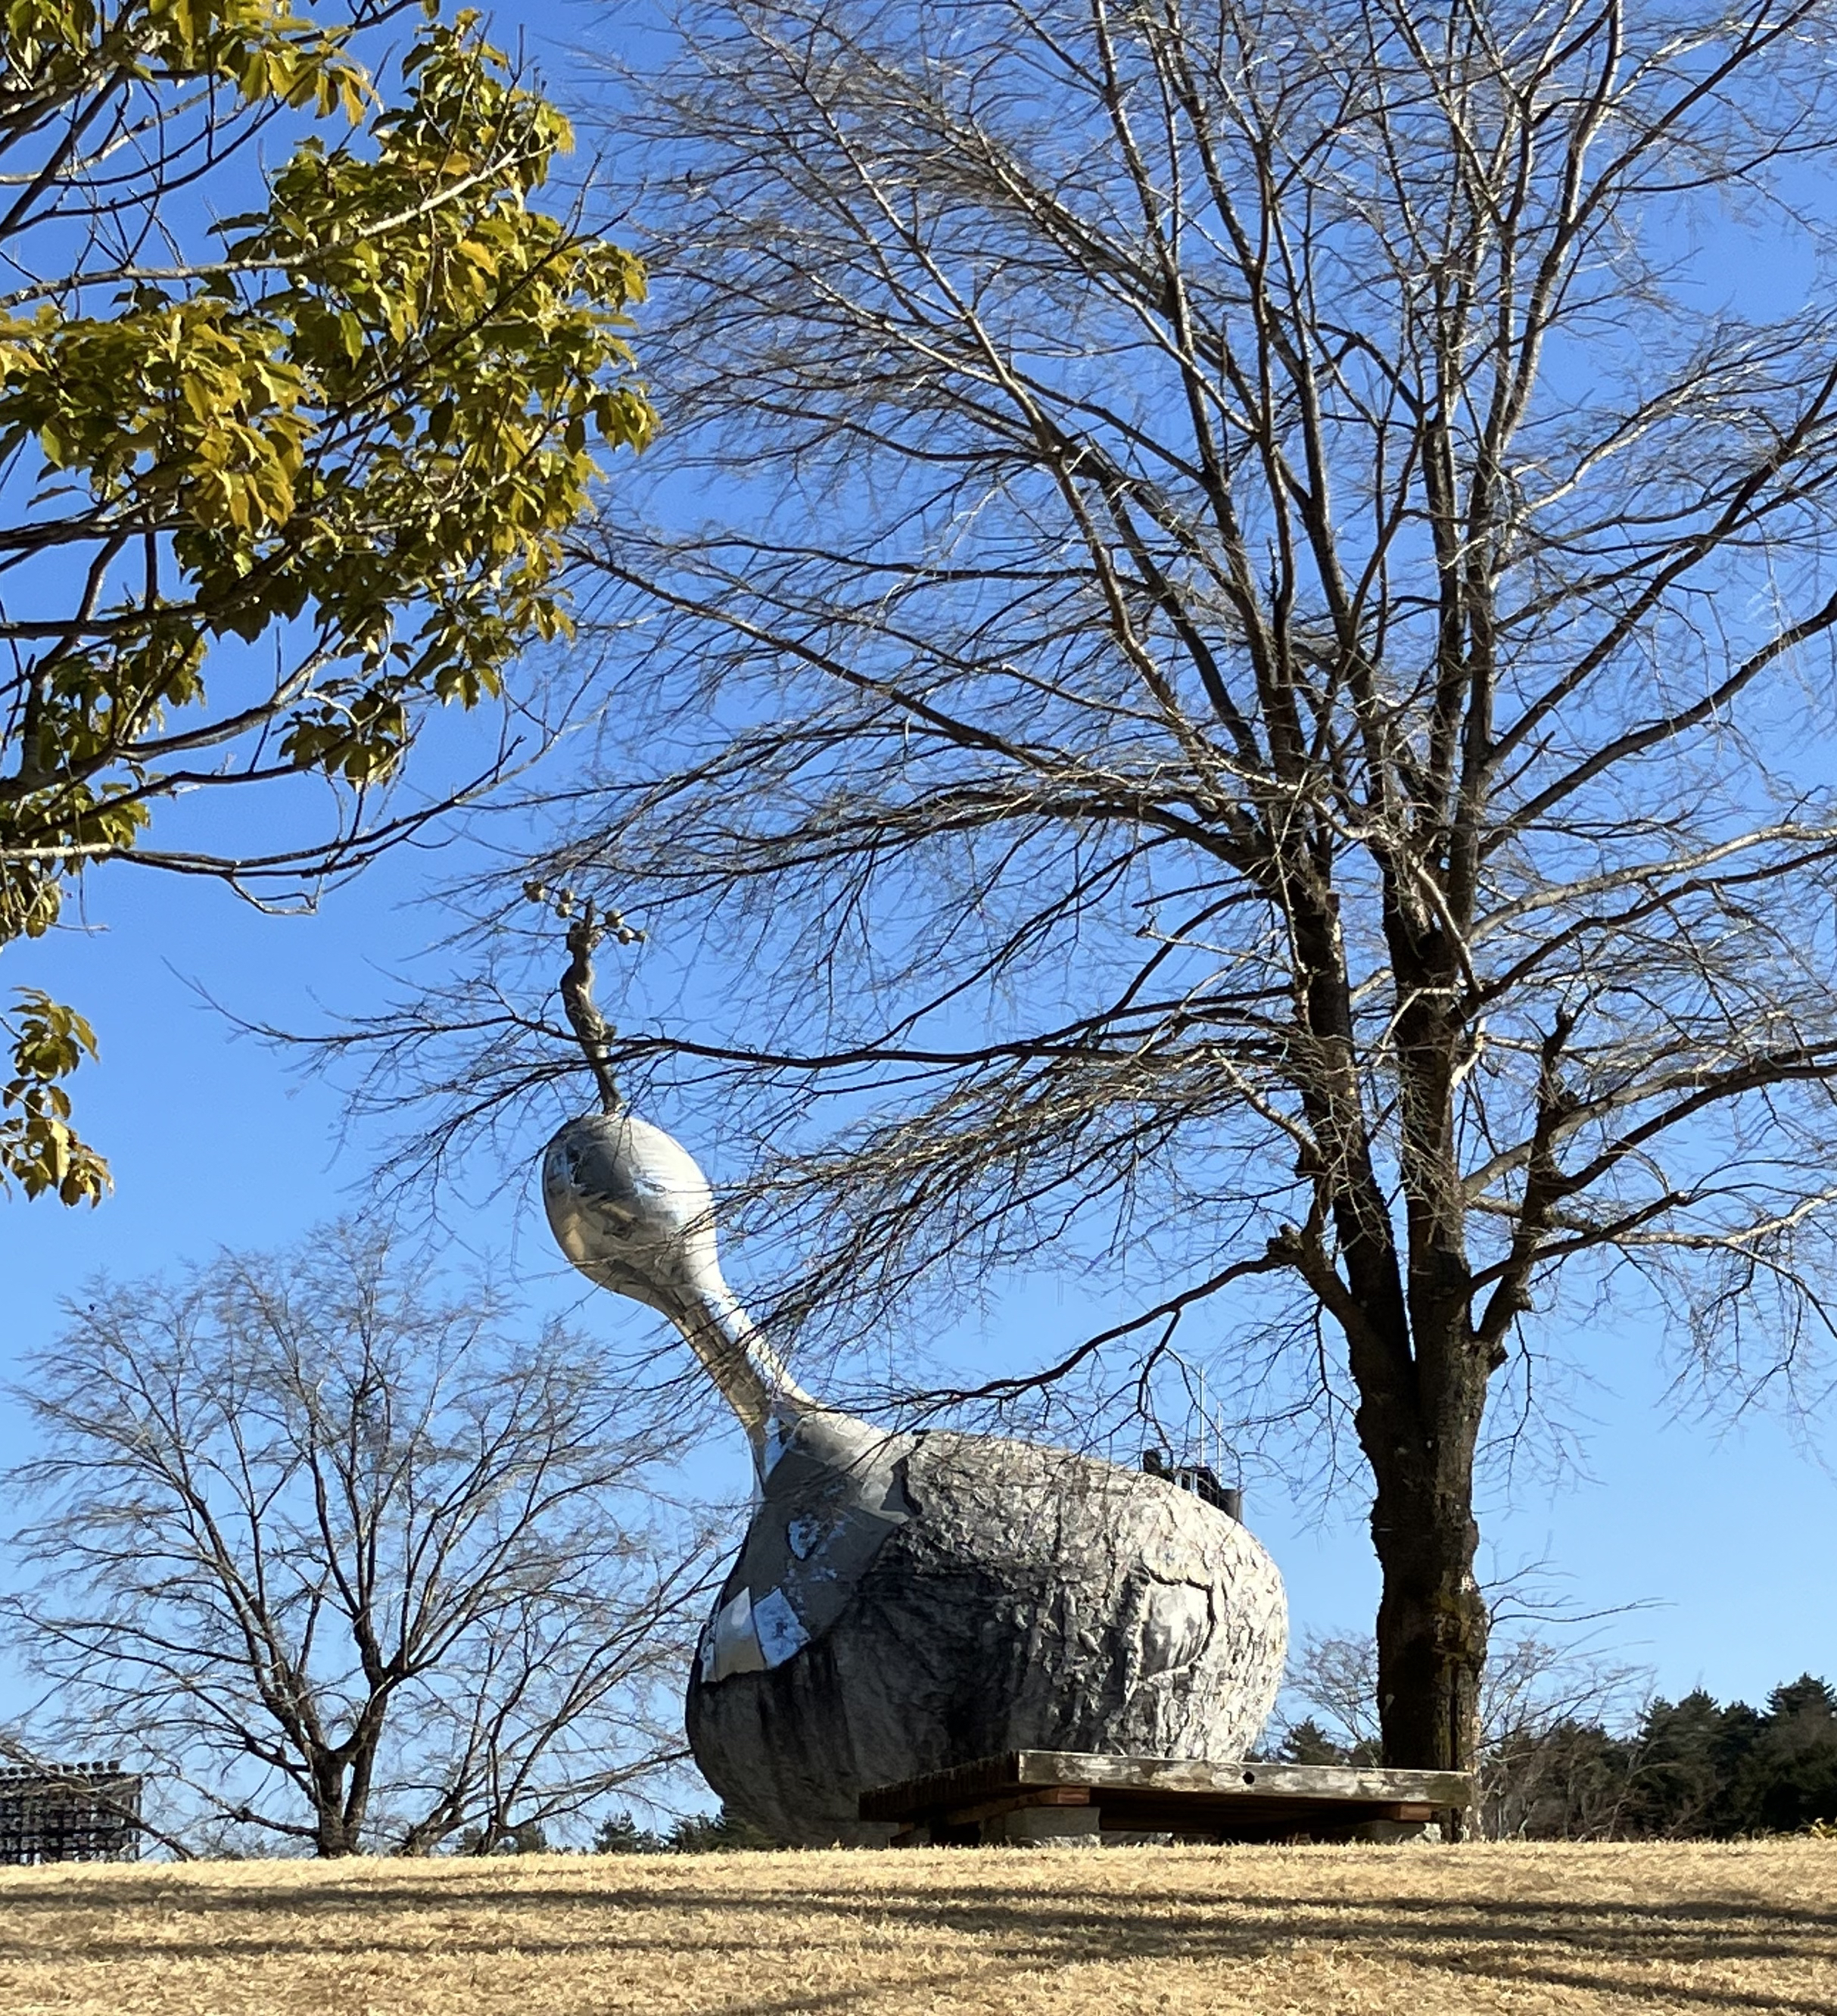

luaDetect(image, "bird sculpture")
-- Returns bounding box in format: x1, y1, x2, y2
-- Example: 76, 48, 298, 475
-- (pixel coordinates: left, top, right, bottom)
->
539, 902, 1287, 1843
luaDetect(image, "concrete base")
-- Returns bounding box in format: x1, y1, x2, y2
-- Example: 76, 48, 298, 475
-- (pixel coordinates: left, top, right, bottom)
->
985, 1806, 1103, 1846
1350, 1818, 1443, 1843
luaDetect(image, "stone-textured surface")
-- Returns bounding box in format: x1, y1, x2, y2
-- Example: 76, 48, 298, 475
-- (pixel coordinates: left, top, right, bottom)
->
687, 1429, 1287, 1846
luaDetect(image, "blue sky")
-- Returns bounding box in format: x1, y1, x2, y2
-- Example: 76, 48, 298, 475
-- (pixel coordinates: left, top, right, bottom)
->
3, 0, 1835, 1784
4, 790, 1832, 1719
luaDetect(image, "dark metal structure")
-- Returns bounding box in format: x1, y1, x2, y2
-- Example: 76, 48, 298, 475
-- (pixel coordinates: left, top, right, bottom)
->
0, 1760, 142, 1865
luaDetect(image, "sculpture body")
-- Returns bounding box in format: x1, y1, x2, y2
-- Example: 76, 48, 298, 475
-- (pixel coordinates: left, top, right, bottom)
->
544, 1108, 1287, 1845
686, 1423, 1285, 1843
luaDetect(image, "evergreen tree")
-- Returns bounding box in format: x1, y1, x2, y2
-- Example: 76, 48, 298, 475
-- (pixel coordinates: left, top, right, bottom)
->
1729, 1678, 1837, 1835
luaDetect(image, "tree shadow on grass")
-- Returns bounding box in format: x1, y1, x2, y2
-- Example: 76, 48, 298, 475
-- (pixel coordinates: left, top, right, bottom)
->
0, 1860, 1832, 2013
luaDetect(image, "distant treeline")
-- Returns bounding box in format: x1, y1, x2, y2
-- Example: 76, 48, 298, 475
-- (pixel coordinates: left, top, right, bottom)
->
593, 1808, 773, 1854
1284, 1675, 1837, 1840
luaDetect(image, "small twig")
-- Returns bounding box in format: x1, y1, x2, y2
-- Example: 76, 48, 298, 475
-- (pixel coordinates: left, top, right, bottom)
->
529, 883, 643, 1114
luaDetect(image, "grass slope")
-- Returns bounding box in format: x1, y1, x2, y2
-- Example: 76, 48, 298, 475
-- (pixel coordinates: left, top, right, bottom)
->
0, 1842, 1831, 2015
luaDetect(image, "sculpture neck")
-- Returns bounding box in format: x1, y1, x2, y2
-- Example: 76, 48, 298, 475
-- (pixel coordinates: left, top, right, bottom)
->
671, 1274, 816, 1460
537, 1110, 821, 1471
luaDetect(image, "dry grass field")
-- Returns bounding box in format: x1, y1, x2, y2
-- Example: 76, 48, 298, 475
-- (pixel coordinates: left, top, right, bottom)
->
0, 1841, 1832, 2016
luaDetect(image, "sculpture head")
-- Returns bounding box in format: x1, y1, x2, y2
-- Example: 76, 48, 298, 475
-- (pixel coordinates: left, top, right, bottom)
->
543, 1109, 724, 1324
543, 1107, 811, 1443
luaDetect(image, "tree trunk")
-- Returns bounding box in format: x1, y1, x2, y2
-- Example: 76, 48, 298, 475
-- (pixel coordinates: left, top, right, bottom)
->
310, 1755, 366, 1858
1367, 1410, 1488, 1784
313, 1813, 362, 1857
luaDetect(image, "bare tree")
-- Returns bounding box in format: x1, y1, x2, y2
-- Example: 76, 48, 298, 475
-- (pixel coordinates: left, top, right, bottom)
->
1474, 1633, 1652, 1840
1272, 1631, 1386, 1762
332, 0, 1837, 1774
1278, 1617, 1651, 1836
2, 1228, 711, 1856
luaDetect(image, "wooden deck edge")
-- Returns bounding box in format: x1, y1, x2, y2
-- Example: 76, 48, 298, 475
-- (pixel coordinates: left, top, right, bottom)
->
859, 1750, 1473, 1823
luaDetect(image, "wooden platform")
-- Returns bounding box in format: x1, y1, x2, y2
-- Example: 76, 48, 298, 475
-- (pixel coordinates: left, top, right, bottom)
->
860, 1750, 1474, 1846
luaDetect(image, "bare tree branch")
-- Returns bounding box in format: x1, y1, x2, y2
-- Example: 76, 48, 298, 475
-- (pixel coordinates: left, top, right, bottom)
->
1, 1227, 715, 1856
